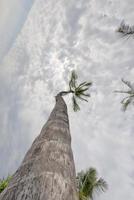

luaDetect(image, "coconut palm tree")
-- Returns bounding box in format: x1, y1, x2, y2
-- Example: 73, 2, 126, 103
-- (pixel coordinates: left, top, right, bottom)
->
117, 20, 134, 39
114, 79, 134, 111
0, 71, 92, 200
76, 168, 108, 200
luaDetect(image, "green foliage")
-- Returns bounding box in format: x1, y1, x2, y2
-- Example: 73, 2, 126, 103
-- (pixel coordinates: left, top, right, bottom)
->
117, 20, 134, 37
72, 95, 80, 112
69, 70, 78, 89
0, 176, 12, 193
114, 79, 134, 111
77, 168, 108, 200
69, 70, 92, 111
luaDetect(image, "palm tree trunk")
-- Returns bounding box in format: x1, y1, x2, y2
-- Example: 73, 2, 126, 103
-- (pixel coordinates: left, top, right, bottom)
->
0, 94, 78, 200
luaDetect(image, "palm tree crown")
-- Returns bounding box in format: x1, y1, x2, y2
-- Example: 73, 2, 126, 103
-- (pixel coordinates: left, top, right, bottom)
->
115, 79, 134, 111
117, 20, 134, 39
76, 168, 108, 200
59, 71, 92, 111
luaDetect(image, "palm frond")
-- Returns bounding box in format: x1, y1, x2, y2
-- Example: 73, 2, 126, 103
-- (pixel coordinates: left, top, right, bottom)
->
81, 93, 91, 97
72, 95, 80, 112
76, 171, 85, 190
77, 82, 92, 90
79, 191, 88, 200
121, 96, 134, 111
117, 20, 134, 36
74, 87, 88, 97
87, 168, 97, 183
76, 95, 88, 102
114, 79, 134, 111
94, 178, 108, 193
76, 87, 89, 93
0, 176, 12, 193
114, 90, 131, 94
77, 82, 87, 88
122, 98, 131, 111
69, 70, 78, 90
80, 168, 97, 199
121, 79, 133, 90
77, 168, 108, 200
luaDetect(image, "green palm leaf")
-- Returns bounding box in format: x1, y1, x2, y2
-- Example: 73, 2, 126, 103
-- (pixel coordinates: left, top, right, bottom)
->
79, 191, 88, 200
121, 79, 133, 90
72, 95, 80, 112
76, 95, 88, 102
114, 79, 134, 111
81, 93, 91, 97
69, 70, 78, 90
77, 168, 108, 200
94, 178, 108, 193
77, 82, 87, 88
0, 176, 12, 193
121, 96, 133, 111
75, 87, 89, 94
77, 82, 92, 90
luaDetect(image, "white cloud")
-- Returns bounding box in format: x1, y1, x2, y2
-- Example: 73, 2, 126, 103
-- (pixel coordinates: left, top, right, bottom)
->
0, 0, 134, 199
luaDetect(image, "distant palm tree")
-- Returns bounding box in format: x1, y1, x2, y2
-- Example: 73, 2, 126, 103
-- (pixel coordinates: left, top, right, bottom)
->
117, 20, 134, 39
59, 70, 92, 111
76, 168, 108, 200
115, 79, 134, 111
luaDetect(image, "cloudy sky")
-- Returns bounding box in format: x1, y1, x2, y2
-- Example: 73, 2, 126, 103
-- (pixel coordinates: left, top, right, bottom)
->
0, 0, 134, 199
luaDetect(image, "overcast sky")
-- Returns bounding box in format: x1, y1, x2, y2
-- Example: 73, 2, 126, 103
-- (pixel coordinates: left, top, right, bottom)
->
0, 0, 134, 199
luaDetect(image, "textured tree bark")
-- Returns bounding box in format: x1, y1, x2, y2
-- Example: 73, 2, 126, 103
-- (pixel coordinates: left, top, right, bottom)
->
0, 94, 78, 200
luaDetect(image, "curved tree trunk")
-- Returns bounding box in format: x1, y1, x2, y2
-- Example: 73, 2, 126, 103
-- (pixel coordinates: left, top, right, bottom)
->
0, 95, 78, 200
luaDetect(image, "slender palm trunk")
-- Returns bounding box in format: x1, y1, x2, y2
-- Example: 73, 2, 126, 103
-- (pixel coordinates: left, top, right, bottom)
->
0, 94, 78, 200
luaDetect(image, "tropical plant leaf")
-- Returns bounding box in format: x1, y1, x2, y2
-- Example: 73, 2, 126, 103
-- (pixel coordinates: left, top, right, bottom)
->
77, 168, 108, 200
76, 171, 85, 190
72, 95, 80, 112
81, 93, 91, 97
77, 82, 92, 90
114, 79, 134, 111
94, 178, 108, 193
79, 191, 88, 200
76, 95, 88, 102
0, 176, 12, 193
77, 82, 87, 88
87, 168, 97, 183
122, 98, 132, 111
75, 87, 89, 95
114, 90, 131, 94
121, 79, 133, 90
69, 70, 78, 90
